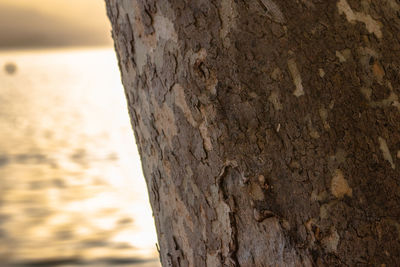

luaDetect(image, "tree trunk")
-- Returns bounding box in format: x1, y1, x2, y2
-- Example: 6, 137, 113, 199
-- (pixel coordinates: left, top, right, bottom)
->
106, 0, 400, 266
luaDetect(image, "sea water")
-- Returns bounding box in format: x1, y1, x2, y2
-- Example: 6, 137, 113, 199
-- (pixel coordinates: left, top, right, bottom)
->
0, 48, 159, 267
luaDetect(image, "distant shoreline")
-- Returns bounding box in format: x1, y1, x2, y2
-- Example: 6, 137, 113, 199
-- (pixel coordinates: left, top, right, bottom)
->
0, 45, 114, 54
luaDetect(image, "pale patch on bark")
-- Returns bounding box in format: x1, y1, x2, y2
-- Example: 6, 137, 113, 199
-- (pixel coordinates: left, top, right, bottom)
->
152, 96, 177, 148
334, 149, 347, 164
336, 51, 347, 63
319, 107, 330, 130
321, 227, 340, 253
311, 190, 328, 202
287, 58, 304, 97
301, 0, 315, 9
174, 83, 214, 151
307, 115, 320, 139
318, 68, 325, 78
120, 0, 178, 75
199, 104, 215, 151
331, 169, 353, 199
276, 123, 281, 132
372, 61, 385, 83
249, 183, 265, 201
319, 202, 336, 220
378, 137, 395, 169
219, 0, 237, 48
270, 67, 282, 81
173, 83, 213, 151
134, 38, 150, 75
397, 150, 400, 159
210, 183, 235, 264
165, 185, 195, 264
166, 186, 196, 233
268, 91, 283, 111
136, 118, 151, 143
206, 252, 222, 267
386, 0, 400, 10
360, 87, 372, 101
206, 72, 218, 95
173, 83, 197, 127
199, 123, 213, 151
337, 0, 382, 38
361, 83, 400, 112
192, 48, 207, 62
134, 89, 152, 142
369, 91, 400, 111
259, 0, 286, 24
335, 49, 351, 63
153, 13, 178, 43
120, 0, 156, 74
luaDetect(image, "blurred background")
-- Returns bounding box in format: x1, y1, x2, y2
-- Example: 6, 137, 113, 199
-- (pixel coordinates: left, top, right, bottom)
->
0, 1, 160, 266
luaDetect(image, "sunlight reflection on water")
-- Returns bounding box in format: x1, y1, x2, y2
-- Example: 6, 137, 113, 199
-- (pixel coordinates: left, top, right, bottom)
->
0, 48, 159, 266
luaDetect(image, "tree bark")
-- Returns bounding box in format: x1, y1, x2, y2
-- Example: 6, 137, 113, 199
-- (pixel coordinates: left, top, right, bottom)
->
106, 0, 400, 266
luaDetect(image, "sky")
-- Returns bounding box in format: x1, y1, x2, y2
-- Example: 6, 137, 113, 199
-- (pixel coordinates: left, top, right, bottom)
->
0, 0, 113, 49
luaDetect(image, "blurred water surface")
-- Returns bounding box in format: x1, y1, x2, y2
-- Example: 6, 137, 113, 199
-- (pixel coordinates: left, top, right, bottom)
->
0, 48, 160, 267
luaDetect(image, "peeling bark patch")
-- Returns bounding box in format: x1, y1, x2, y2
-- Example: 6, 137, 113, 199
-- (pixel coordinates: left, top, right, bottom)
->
331, 169, 352, 199
337, 0, 382, 38
258, 0, 286, 24
378, 137, 395, 169
287, 58, 304, 97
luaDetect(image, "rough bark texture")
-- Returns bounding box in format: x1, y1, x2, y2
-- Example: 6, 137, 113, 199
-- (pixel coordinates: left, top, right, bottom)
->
106, 0, 400, 266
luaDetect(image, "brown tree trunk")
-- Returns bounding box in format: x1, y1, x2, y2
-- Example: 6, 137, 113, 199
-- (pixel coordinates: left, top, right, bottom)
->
106, 0, 400, 266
